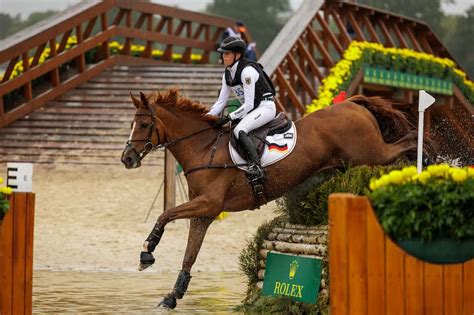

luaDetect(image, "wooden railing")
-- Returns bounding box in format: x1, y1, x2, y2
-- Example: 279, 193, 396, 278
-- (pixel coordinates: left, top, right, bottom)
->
260, 0, 462, 118
328, 194, 474, 315
0, 0, 239, 128
0, 193, 35, 315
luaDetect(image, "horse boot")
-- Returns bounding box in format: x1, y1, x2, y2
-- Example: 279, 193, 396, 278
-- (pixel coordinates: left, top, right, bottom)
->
158, 270, 192, 309
139, 223, 164, 271
238, 131, 266, 182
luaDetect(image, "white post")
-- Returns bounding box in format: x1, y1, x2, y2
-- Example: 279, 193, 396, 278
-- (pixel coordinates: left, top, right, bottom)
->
417, 90, 435, 174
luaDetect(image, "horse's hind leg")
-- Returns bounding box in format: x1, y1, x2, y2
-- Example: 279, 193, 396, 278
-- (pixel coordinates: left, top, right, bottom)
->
159, 217, 214, 309
378, 132, 418, 164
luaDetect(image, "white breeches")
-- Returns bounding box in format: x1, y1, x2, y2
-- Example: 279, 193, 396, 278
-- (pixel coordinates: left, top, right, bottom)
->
233, 101, 277, 138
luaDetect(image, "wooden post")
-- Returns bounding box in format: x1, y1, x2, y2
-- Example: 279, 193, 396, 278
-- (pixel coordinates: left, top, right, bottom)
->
164, 150, 176, 211
0, 192, 35, 315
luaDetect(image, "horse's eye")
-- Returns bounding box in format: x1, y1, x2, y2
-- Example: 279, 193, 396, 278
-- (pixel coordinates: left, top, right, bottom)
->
141, 123, 149, 128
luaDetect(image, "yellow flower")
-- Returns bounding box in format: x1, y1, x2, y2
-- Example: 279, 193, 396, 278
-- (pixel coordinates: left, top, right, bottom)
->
451, 169, 467, 182
418, 171, 431, 184
401, 166, 417, 179
1, 187, 13, 195
467, 168, 474, 178
216, 211, 229, 220
0, 177, 3, 185
388, 170, 404, 184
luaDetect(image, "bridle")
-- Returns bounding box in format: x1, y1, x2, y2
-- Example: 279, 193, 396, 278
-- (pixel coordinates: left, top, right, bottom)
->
124, 108, 214, 163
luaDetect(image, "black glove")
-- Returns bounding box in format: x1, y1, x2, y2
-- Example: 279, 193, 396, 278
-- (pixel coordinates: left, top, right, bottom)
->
213, 116, 231, 128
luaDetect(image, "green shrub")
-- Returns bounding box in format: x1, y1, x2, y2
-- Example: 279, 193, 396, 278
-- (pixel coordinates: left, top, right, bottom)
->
278, 164, 406, 226
370, 165, 474, 241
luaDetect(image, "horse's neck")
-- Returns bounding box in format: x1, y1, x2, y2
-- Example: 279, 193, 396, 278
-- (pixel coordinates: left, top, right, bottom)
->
161, 112, 218, 169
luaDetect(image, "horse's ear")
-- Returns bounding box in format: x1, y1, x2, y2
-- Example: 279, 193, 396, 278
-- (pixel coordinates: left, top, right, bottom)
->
139, 92, 149, 109
130, 92, 141, 109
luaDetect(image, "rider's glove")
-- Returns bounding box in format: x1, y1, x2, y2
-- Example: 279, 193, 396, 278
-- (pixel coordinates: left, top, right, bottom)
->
213, 116, 231, 128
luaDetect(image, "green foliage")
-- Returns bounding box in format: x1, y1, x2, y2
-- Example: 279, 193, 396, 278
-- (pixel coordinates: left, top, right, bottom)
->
239, 217, 283, 286
370, 177, 474, 241
0, 194, 9, 221
278, 165, 406, 226
206, 0, 291, 51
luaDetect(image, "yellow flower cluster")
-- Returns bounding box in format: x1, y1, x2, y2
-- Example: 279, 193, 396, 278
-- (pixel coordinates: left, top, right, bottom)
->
306, 41, 474, 114
0, 177, 13, 195
1, 37, 203, 81
370, 164, 474, 191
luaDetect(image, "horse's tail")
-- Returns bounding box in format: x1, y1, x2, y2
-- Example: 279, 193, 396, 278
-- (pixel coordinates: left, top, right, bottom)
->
347, 95, 414, 143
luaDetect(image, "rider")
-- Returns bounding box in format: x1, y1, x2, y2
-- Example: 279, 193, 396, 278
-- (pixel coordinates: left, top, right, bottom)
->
208, 36, 276, 180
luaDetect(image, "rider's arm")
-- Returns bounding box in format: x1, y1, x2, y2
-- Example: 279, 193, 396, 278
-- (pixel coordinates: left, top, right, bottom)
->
229, 66, 259, 120
208, 74, 231, 116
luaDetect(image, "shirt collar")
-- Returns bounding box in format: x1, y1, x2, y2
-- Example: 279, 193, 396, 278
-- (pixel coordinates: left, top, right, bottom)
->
227, 60, 240, 79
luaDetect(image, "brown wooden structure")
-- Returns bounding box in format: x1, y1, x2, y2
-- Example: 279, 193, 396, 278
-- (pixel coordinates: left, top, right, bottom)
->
0, 193, 35, 315
328, 193, 474, 315
0, 0, 242, 129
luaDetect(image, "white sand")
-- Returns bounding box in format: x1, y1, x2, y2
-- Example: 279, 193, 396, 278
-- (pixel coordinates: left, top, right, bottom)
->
1, 163, 279, 273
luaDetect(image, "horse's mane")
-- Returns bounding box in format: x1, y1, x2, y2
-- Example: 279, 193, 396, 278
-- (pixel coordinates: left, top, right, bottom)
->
149, 89, 217, 123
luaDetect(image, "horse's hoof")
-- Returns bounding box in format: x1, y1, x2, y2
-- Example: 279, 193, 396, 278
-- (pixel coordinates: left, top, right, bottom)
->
158, 295, 177, 309
138, 251, 155, 271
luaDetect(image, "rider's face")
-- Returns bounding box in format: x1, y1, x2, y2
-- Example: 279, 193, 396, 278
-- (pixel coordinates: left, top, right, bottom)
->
223, 52, 241, 67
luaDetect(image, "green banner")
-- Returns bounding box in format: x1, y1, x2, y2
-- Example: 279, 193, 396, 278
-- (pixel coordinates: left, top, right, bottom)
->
364, 66, 453, 95
262, 252, 322, 304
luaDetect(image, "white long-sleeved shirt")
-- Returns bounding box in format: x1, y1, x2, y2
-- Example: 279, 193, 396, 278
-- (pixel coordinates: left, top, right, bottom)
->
208, 61, 260, 120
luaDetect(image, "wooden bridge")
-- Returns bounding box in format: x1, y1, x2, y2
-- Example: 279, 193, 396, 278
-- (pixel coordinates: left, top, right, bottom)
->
0, 0, 472, 164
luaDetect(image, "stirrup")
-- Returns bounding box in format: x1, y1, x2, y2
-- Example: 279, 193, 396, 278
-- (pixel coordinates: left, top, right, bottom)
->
246, 163, 266, 182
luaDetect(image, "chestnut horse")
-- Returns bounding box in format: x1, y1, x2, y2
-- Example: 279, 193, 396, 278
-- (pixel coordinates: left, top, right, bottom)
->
121, 89, 418, 308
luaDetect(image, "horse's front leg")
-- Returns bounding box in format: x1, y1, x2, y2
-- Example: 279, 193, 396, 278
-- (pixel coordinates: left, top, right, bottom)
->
159, 217, 214, 309
139, 196, 219, 271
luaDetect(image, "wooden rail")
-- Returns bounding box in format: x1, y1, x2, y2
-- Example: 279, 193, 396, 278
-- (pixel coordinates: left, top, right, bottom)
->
260, 0, 463, 118
0, 193, 35, 315
0, 0, 239, 128
328, 193, 474, 315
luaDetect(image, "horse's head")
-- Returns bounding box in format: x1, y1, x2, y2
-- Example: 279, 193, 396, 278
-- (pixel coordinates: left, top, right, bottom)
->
121, 92, 166, 169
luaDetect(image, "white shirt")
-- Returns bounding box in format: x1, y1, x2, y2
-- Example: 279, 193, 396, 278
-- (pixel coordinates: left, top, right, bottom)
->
208, 61, 260, 120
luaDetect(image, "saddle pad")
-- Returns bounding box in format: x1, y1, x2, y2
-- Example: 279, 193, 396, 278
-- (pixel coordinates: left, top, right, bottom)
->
229, 122, 297, 171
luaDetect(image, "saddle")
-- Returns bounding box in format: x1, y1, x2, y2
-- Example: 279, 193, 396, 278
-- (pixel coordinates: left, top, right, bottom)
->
230, 112, 292, 159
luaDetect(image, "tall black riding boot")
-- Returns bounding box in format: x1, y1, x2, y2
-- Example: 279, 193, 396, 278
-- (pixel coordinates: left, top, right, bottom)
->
238, 131, 265, 180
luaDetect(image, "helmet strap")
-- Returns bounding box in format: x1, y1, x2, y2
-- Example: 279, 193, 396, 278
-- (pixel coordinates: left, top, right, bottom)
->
228, 53, 241, 68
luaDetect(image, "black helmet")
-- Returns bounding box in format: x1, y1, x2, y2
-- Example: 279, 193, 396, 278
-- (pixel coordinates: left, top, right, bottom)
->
217, 36, 246, 54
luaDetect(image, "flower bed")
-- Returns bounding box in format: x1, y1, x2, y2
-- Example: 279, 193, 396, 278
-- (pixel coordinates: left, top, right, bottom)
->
306, 41, 474, 113
0, 176, 13, 221
369, 164, 474, 241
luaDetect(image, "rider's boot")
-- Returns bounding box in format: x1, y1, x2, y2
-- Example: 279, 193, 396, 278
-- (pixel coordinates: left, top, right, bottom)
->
238, 131, 266, 181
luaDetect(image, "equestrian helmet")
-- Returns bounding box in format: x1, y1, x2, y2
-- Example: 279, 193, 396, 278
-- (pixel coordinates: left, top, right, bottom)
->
217, 36, 246, 54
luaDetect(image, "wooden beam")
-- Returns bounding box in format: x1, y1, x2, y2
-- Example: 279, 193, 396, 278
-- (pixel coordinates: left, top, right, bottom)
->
362, 15, 381, 43
296, 38, 324, 82
315, 13, 344, 55
275, 67, 305, 115
48, 38, 60, 87
346, 69, 364, 97
329, 8, 352, 47
403, 25, 422, 51
21, 53, 33, 101
378, 19, 395, 47
306, 26, 334, 68
346, 11, 366, 41
30, 43, 46, 68
1, 56, 19, 83
75, 24, 86, 73
392, 23, 408, 48
287, 54, 317, 99
83, 16, 98, 40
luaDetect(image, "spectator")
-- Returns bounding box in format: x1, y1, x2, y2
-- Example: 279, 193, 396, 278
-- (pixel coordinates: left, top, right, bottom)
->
222, 20, 246, 42
245, 42, 257, 61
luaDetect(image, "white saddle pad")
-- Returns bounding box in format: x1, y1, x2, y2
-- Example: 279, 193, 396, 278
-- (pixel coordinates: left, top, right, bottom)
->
229, 122, 297, 171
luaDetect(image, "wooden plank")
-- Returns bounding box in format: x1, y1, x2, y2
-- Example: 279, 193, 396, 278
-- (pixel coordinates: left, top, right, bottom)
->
424, 263, 443, 315
30, 42, 47, 68
403, 24, 422, 51
1, 56, 19, 83
366, 200, 385, 315
0, 196, 14, 314
392, 23, 408, 48
296, 39, 324, 82
12, 193, 27, 315
404, 255, 424, 315
275, 67, 305, 115
306, 26, 334, 68
315, 13, 343, 54
378, 19, 395, 47
329, 8, 352, 47
328, 193, 351, 315
346, 11, 366, 41
287, 54, 317, 99
362, 15, 381, 43
49, 38, 60, 87
24, 194, 34, 314
443, 264, 462, 315
385, 238, 405, 315
75, 24, 86, 73
463, 260, 474, 315
21, 53, 33, 102
347, 197, 368, 314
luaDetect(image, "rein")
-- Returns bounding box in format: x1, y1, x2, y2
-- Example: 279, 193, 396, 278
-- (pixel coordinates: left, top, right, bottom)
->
126, 110, 246, 173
